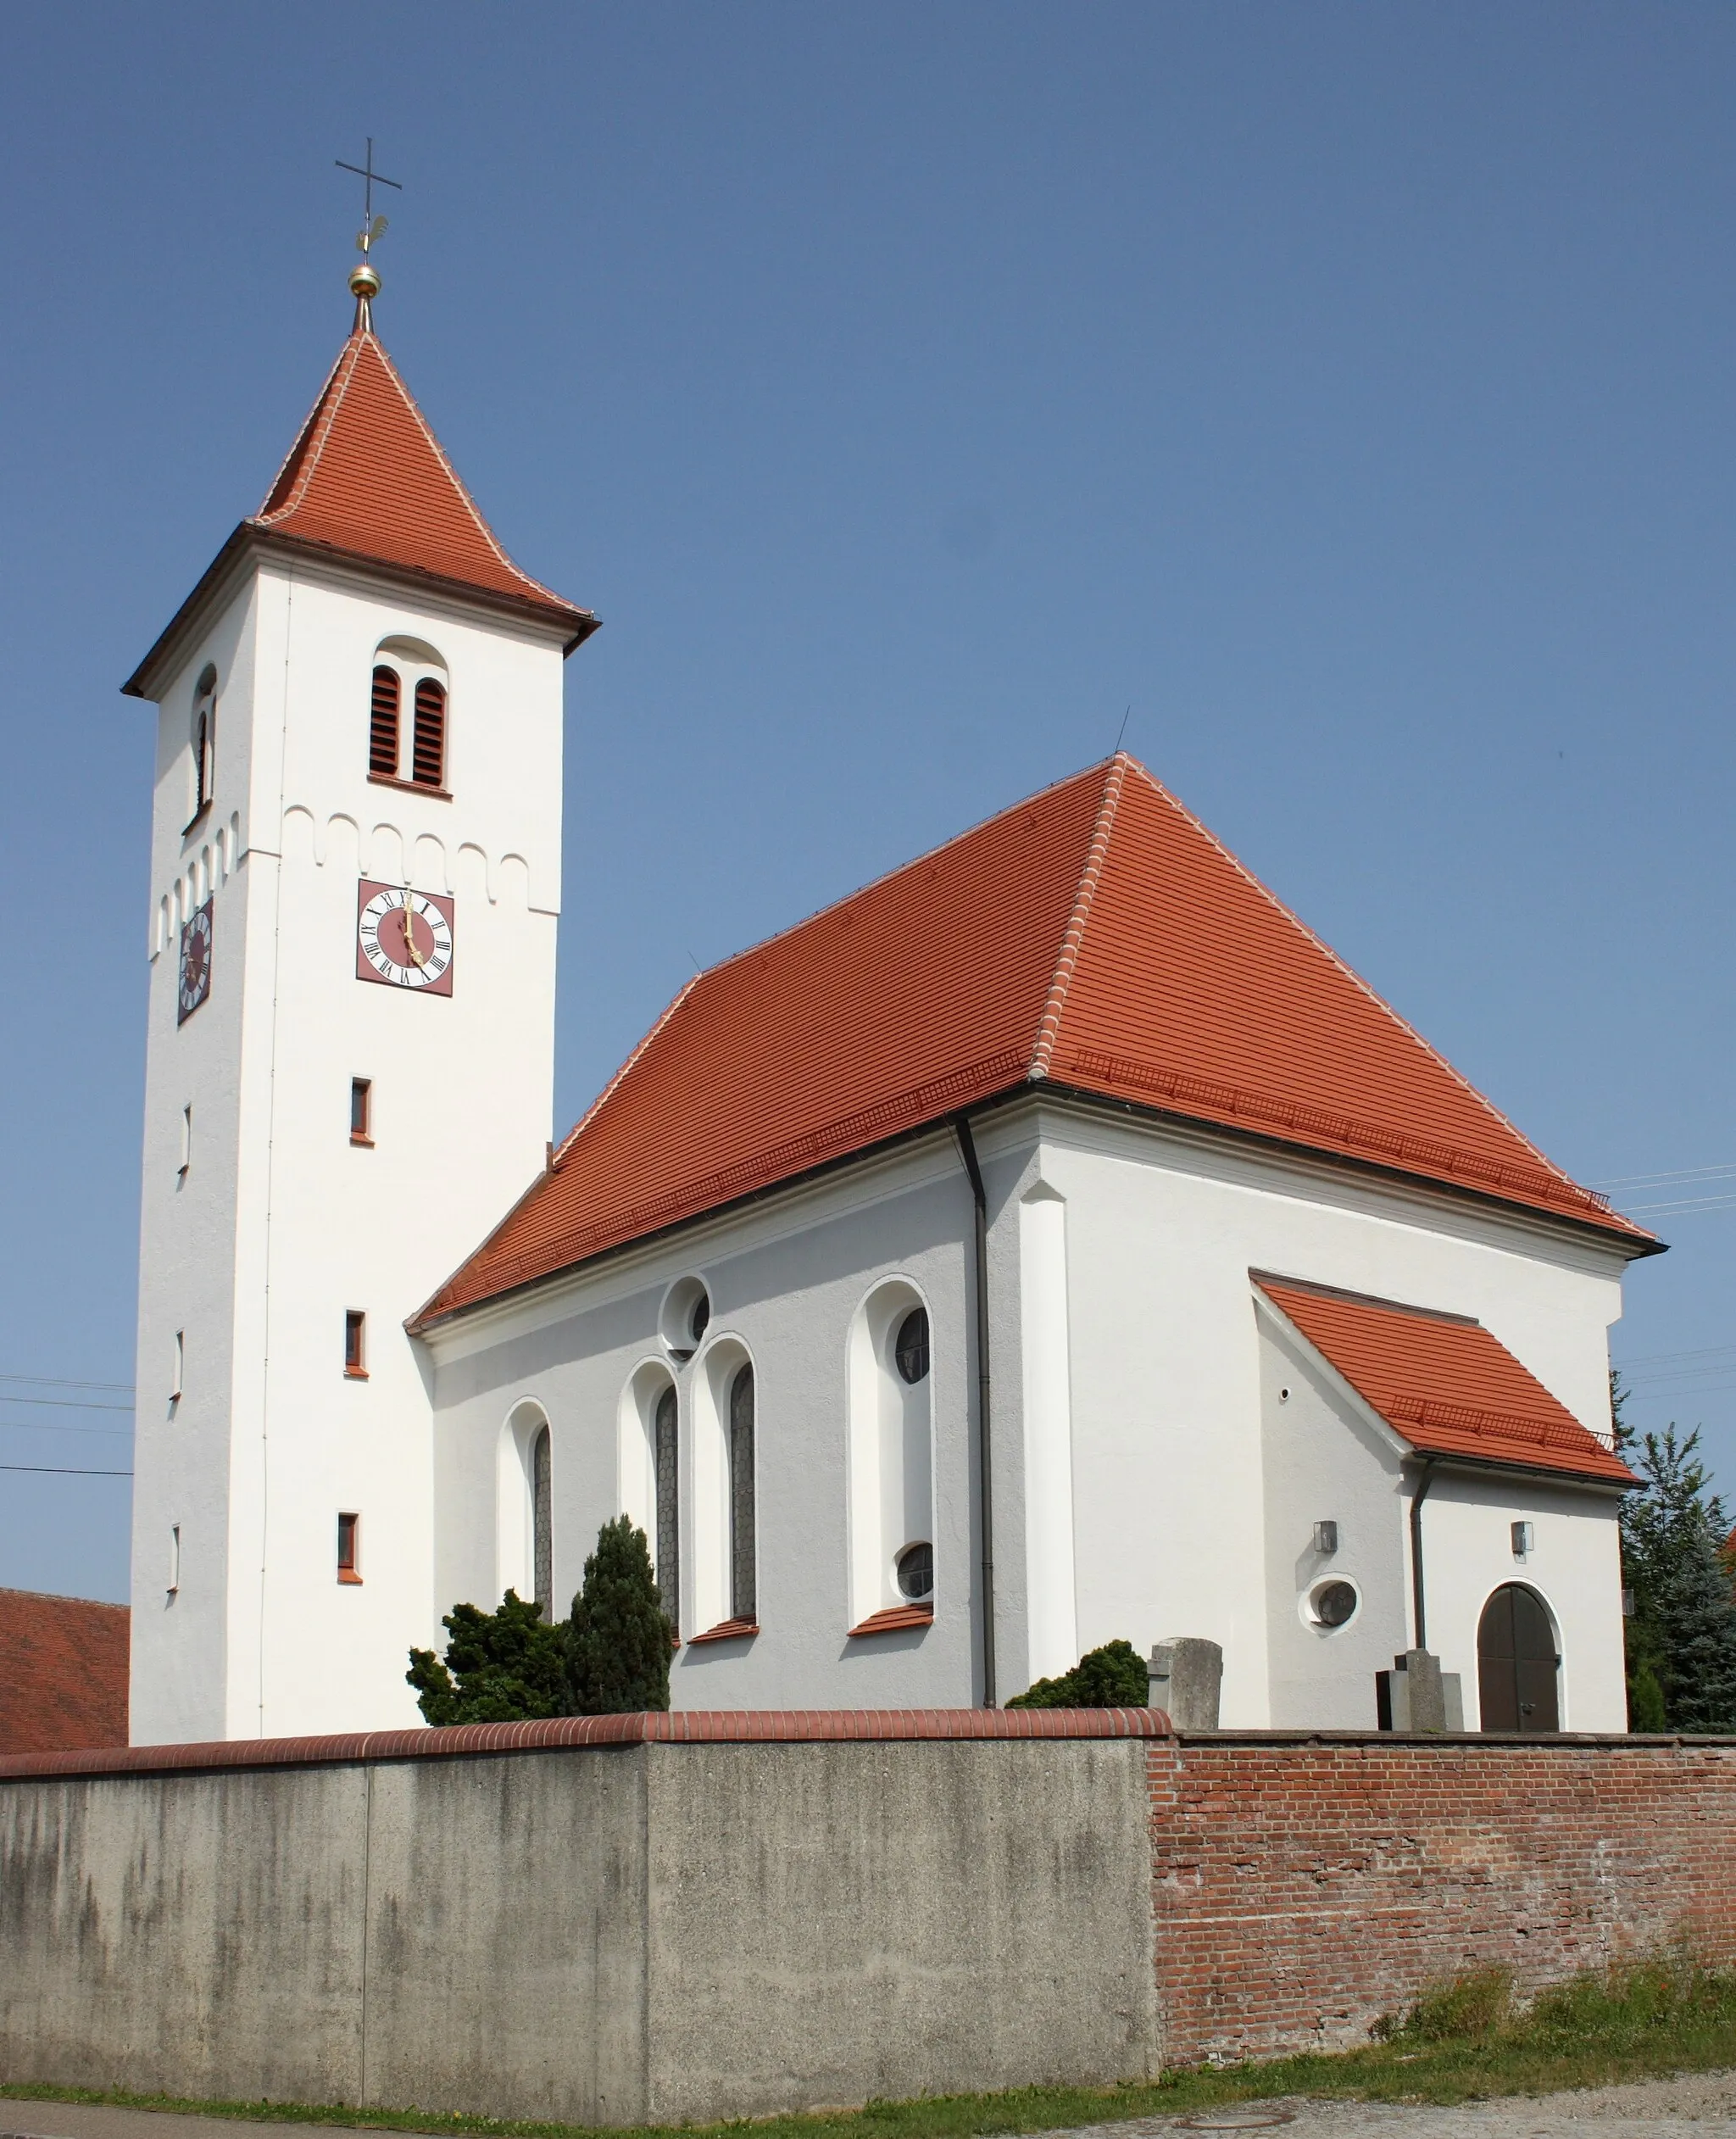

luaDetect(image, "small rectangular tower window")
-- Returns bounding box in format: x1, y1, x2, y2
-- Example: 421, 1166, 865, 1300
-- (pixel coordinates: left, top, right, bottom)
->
178, 1105, 192, 1179
337, 1512, 362, 1584
168, 1523, 181, 1595
170, 1330, 184, 1405
344, 1312, 367, 1379
350, 1078, 373, 1146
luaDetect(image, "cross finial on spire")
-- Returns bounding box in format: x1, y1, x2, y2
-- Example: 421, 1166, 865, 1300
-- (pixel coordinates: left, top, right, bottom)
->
335, 138, 402, 332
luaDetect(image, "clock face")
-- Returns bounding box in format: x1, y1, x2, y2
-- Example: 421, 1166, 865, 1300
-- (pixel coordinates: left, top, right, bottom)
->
356, 879, 454, 995
178, 900, 213, 1023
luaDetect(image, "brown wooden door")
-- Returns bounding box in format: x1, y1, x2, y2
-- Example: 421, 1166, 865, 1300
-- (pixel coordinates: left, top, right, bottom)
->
1477, 1583, 1560, 1731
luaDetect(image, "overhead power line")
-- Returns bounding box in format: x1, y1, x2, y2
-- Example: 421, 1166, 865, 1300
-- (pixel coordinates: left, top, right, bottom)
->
0, 1420, 135, 1439
0, 1463, 132, 1478
1590, 1161, 1736, 1191
0, 1373, 134, 1395
0, 1393, 135, 1412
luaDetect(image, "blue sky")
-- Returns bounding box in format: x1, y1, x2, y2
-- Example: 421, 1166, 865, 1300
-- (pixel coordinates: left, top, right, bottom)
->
3, 3, 1734, 1603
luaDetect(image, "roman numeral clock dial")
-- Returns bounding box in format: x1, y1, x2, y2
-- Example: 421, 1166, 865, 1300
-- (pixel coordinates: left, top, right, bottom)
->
356, 879, 454, 994
177, 899, 214, 1023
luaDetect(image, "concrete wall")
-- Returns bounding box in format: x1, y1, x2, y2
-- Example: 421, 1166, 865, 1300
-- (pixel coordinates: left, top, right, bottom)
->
7, 1719, 1736, 2121
0, 1722, 1158, 2125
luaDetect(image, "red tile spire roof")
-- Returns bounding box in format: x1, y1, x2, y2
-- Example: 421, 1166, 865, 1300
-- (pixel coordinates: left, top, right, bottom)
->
418, 755, 1654, 1326
1255, 1278, 1636, 1484
125, 328, 594, 696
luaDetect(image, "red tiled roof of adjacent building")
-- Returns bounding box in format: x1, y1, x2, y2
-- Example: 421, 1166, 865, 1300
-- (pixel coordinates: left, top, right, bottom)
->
1255, 1277, 1636, 1484
418, 755, 1653, 1327
0, 1587, 130, 1754
125, 327, 594, 696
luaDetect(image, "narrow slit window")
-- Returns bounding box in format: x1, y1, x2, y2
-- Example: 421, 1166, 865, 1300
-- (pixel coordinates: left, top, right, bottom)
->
532, 1425, 553, 1620
412, 678, 447, 789
337, 1512, 361, 1583
350, 1078, 373, 1145
729, 1363, 756, 1624
189, 666, 216, 824
654, 1384, 680, 1635
170, 1330, 185, 1404
369, 666, 401, 778
168, 1523, 181, 1595
179, 1105, 192, 1178
344, 1311, 367, 1379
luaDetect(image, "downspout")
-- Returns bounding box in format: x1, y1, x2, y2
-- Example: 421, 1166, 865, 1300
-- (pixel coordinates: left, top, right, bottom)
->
954, 1116, 997, 1707
1410, 1457, 1438, 1652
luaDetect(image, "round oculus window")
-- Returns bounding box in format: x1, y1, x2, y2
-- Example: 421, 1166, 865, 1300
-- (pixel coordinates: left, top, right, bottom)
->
1310, 1579, 1359, 1629
894, 1306, 930, 1385
895, 1540, 934, 1601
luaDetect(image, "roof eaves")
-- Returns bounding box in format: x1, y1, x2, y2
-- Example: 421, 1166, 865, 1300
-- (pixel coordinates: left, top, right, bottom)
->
410, 1078, 1043, 1335
123, 525, 598, 699
1038, 1077, 1663, 1258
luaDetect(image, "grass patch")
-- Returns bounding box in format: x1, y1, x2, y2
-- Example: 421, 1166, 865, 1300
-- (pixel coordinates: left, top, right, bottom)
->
5, 1958, 1736, 2137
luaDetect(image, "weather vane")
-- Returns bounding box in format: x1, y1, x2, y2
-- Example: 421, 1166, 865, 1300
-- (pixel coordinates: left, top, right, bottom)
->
335, 138, 402, 331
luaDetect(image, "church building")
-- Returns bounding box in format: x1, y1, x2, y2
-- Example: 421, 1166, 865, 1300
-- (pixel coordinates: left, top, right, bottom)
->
127, 269, 1656, 1746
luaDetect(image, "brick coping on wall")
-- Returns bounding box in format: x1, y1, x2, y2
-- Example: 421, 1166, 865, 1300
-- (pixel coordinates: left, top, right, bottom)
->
0, 1704, 1175, 1782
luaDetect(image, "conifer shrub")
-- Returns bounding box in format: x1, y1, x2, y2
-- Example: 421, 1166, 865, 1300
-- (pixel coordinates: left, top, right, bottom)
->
1005, 1636, 1149, 1709
563, 1515, 672, 1713
406, 1590, 570, 1724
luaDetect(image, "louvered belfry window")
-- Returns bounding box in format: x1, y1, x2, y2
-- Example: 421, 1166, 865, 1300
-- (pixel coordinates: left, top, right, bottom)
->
369, 666, 400, 777
412, 678, 447, 789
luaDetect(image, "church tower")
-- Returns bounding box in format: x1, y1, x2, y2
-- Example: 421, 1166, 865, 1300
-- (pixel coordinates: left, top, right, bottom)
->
125, 260, 595, 1741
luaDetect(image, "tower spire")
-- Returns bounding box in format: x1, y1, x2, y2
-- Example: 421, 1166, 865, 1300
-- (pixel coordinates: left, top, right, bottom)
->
335, 138, 402, 333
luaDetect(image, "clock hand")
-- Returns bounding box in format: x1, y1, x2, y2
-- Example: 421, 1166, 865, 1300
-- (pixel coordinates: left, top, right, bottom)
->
402, 894, 427, 967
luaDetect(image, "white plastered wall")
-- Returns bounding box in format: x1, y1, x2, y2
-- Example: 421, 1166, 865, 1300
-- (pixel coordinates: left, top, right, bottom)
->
131, 549, 569, 1741
426, 1136, 985, 1709
422, 1095, 1635, 1724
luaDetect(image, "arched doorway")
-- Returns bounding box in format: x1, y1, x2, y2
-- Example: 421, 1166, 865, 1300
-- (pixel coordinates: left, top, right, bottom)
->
1477, 1584, 1560, 1731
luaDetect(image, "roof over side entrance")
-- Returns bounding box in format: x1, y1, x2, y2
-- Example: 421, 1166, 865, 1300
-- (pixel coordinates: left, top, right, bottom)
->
416, 755, 1654, 1329
1255, 1276, 1636, 1484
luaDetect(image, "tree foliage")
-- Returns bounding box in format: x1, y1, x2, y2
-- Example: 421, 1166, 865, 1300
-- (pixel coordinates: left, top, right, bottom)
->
564, 1515, 672, 1713
1616, 1372, 1736, 1734
1005, 1636, 1149, 1709
406, 1589, 570, 1724
407, 1519, 674, 1724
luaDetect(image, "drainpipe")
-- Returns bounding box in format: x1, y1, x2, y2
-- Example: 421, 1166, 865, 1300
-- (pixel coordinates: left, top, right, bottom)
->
954, 1116, 997, 1708
1410, 1457, 1438, 1652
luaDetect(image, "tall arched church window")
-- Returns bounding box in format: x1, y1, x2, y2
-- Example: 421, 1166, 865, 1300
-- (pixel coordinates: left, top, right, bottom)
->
654, 1384, 680, 1634
413, 678, 447, 789
531, 1423, 553, 1621
729, 1364, 756, 1622
370, 666, 401, 777
1477, 1583, 1560, 1731
846, 1282, 935, 1630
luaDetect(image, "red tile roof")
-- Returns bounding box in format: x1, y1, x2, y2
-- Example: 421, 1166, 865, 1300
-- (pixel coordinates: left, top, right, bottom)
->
0, 1588, 129, 1753
1256, 1277, 1635, 1484
418, 754, 1654, 1326
125, 329, 594, 697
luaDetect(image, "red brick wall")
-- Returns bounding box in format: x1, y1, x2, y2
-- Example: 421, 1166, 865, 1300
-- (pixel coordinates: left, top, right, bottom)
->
1150, 1735, 1736, 2064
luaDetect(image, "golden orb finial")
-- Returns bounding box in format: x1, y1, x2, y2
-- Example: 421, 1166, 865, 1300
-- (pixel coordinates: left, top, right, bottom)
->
335, 138, 401, 334
348, 259, 382, 332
